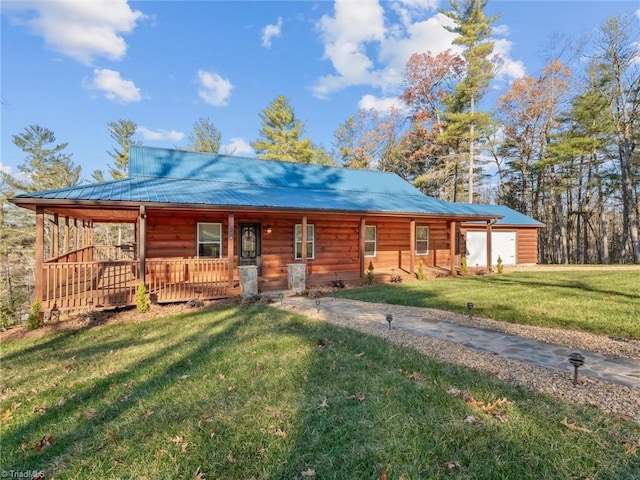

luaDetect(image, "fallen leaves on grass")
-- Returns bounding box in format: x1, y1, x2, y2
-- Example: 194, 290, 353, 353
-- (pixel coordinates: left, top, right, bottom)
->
446, 460, 461, 474
140, 408, 154, 419
448, 387, 513, 421
226, 452, 235, 463
274, 427, 288, 438
33, 435, 55, 451
301, 468, 316, 477
561, 417, 592, 433
403, 370, 425, 383
2, 402, 21, 421
349, 392, 365, 402
622, 439, 640, 455
318, 397, 329, 409
464, 415, 477, 424
172, 434, 189, 452
84, 409, 97, 420
379, 464, 389, 480
194, 466, 206, 480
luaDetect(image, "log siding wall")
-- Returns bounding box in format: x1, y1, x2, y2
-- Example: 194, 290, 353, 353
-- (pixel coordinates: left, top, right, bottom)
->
145, 210, 458, 290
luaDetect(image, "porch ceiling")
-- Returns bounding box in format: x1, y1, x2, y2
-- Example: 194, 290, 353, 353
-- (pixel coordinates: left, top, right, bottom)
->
15, 203, 139, 223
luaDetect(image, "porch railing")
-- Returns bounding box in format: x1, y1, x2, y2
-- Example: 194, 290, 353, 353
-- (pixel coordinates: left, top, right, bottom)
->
145, 258, 229, 303
40, 256, 230, 312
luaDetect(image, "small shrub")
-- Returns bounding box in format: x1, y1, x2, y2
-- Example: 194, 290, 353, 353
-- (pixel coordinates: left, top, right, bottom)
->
416, 260, 425, 280
136, 282, 149, 313
496, 256, 504, 274
26, 299, 42, 330
460, 256, 468, 276
0, 301, 15, 329
366, 261, 375, 285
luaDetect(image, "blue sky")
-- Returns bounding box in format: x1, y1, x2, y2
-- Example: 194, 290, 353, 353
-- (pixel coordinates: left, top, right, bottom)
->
2, 0, 638, 180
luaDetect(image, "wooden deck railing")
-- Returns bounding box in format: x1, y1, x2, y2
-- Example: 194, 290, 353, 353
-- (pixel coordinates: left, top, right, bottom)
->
145, 258, 229, 303
42, 260, 139, 311
40, 257, 230, 312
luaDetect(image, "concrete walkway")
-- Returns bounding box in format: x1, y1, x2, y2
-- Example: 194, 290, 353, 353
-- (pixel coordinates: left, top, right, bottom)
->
276, 296, 640, 389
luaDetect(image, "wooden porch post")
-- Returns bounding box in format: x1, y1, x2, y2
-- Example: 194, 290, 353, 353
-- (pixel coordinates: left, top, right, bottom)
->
409, 219, 416, 276
486, 220, 493, 272
359, 217, 365, 278
35, 207, 44, 307
228, 213, 234, 286
449, 221, 457, 275
52, 213, 59, 259
64, 217, 70, 254
301, 216, 308, 267
138, 206, 147, 282
74, 219, 79, 250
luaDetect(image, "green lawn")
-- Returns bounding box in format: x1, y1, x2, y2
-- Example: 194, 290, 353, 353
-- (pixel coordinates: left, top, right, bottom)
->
334, 270, 640, 339
1, 305, 638, 479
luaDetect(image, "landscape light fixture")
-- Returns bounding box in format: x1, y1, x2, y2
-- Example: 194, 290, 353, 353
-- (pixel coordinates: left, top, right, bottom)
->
386, 313, 393, 330
466, 302, 474, 319
316, 299, 321, 312
568, 352, 585, 386
265, 225, 272, 234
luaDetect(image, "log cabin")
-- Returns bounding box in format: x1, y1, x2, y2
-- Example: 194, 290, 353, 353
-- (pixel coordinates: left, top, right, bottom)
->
9, 145, 540, 315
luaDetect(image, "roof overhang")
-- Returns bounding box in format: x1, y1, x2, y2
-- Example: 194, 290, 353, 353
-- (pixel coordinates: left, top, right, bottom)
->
9, 197, 502, 223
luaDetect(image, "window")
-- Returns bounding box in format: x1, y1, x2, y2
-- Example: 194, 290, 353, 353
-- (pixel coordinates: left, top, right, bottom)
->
364, 225, 376, 257
294, 224, 315, 259
197, 223, 222, 258
415, 225, 429, 255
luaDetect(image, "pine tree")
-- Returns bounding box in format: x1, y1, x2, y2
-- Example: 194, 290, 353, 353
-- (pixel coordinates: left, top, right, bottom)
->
441, 0, 501, 202
9, 125, 80, 191
187, 117, 221, 154
251, 95, 316, 163
107, 119, 138, 179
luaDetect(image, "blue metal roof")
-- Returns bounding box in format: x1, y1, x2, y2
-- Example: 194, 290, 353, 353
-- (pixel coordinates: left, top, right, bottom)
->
13, 146, 503, 218
460, 204, 544, 226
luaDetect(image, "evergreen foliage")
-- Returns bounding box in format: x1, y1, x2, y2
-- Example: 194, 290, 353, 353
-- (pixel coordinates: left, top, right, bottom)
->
107, 119, 138, 180
136, 282, 149, 313
26, 299, 41, 330
251, 95, 318, 163
187, 117, 221, 154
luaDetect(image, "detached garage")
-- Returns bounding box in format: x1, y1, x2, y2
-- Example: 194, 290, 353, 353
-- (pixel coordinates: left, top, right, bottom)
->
461, 205, 544, 267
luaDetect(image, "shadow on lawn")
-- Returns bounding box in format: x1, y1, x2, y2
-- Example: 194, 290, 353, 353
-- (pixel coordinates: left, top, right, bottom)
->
3, 305, 638, 478
2, 307, 242, 473
465, 273, 640, 301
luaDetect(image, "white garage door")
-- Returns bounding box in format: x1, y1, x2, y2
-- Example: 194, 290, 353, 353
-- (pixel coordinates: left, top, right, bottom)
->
466, 231, 517, 267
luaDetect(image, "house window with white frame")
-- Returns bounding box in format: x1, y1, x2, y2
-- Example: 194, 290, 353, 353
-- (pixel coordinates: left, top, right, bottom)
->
197, 222, 222, 258
415, 225, 429, 255
294, 224, 315, 259
364, 225, 376, 257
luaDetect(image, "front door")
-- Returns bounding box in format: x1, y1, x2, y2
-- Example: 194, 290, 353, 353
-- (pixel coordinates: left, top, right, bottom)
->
238, 223, 261, 274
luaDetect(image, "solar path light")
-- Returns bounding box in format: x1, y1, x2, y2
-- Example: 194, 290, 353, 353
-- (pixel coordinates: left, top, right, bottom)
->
568, 352, 585, 386
466, 302, 474, 319
385, 313, 393, 330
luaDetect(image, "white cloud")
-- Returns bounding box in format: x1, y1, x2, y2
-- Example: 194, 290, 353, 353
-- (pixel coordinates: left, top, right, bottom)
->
390, 0, 440, 28
86, 68, 141, 103
492, 38, 526, 80
6, 0, 144, 65
197, 70, 233, 106
313, 0, 387, 97
262, 17, 283, 48
222, 138, 254, 156
138, 126, 184, 142
358, 94, 407, 113
636, 9, 640, 19
492, 24, 510, 37
313, 1, 525, 98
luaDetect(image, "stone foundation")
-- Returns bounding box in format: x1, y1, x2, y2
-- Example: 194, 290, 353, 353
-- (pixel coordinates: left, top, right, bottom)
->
287, 263, 306, 293
238, 265, 258, 298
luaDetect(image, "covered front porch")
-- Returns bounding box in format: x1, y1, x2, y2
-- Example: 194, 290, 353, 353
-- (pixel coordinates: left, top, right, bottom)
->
33, 205, 238, 314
